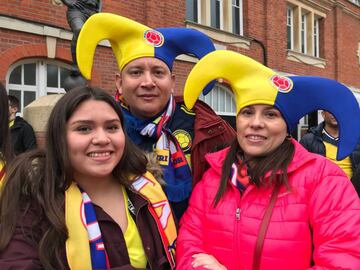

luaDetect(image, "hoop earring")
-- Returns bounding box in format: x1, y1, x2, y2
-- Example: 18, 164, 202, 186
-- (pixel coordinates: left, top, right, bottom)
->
286, 134, 292, 140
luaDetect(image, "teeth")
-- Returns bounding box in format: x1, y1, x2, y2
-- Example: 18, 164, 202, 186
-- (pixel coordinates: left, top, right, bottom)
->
88, 152, 110, 157
248, 135, 265, 139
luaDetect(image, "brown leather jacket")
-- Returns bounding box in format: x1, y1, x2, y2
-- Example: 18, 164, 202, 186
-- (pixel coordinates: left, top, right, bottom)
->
175, 97, 236, 186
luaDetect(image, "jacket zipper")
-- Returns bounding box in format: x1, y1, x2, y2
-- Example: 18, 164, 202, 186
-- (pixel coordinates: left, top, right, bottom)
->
234, 187, 242, 270
236, 208, 241, 220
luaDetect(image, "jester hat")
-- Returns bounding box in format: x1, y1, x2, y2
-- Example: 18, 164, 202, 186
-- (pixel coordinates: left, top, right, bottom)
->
76, 12, 216, 93
184, 50, 360, 160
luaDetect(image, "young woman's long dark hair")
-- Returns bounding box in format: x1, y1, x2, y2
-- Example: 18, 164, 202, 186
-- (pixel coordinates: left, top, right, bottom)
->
0, 83, 12, 164
0, 86, 147, 269
213, 137, 295, 206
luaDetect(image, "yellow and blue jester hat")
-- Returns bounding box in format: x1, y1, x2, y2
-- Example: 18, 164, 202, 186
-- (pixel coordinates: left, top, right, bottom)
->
184, 50, 360, 160
76, 12, 216, 93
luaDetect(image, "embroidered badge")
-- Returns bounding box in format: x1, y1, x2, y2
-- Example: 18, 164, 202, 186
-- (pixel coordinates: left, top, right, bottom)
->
270, 75, 293, 93
144, 30, 164, 47
173, 129, 192, 152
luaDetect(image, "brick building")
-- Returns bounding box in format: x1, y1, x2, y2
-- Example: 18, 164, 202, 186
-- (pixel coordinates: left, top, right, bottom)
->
0, 0, 359, 139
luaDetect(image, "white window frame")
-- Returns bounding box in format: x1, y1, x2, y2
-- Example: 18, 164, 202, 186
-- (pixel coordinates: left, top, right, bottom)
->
6, 59, 70, 113
287, 6, 294, 50
199, 83, 236, 116
313, 17, 320, 57
301, 13, 307, 54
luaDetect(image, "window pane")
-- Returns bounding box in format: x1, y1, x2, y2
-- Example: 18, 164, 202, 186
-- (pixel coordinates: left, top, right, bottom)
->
186, 0, 198, 22
60, 67, 71, 88
313, 19, 319, 57
232, 6, 240, 34
211, 0, 221, 29
301, 14, 307, 54
219, 88, 225, 112
287, 7, 293, 50
24, 63, 36, 85
9, 90, 22, 112
47, 64, 58, 88
24, 91, 36, 108
287, 26, 292, 49
9, 66, 22, 84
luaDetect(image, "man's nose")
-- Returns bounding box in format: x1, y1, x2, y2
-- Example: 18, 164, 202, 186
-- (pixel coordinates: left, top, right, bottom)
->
141, 72, 156, 88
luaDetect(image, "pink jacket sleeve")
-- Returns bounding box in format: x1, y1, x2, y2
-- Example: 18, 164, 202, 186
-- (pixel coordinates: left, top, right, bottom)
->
176, 171, 210, 270
308, 161, 360, 269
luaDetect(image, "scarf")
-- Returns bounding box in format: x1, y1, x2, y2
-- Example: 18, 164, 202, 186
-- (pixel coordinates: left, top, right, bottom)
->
0, 160, 5, 183
229, 157, 251, 193
65, 171, 177, 269
121, 95, 193, 202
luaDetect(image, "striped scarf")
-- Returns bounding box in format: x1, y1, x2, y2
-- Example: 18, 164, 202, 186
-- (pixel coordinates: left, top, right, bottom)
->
121, 95, 193, 202
65, 171, 177, 269
79, 188, 110, 269
0, 160, 5, 183
230, 157, 251, 192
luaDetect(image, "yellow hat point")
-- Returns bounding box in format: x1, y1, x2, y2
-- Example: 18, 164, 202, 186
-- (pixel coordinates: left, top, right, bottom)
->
76, 13, 152, 79
184, 50, 278, 113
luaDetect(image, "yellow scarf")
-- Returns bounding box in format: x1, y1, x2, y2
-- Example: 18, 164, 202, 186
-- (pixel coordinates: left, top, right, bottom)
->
65, 171, 177, 269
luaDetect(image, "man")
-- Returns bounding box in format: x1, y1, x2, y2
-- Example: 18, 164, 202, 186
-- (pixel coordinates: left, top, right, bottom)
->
76, 13, 235, 219
300, 110, 360, 194
8, 95, 37, 155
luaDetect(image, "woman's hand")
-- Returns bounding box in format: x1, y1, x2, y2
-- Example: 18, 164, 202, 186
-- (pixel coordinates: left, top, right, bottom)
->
191, 253, 227, 270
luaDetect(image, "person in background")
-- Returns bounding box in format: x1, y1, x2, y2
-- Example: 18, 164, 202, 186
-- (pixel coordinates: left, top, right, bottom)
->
0, 83, 12, 182
0, 86, 176, 270
176, 50, 360, 270
8, 95, 37, 155
76, 13, 235, 220
300, 110, 360, 195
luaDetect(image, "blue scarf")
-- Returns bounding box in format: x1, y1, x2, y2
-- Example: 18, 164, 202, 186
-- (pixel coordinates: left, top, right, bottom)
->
120, 96, 192, 202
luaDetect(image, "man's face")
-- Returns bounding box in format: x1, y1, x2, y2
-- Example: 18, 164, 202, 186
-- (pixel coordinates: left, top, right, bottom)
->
322, 111, 338, 128
116, 57, 175, 120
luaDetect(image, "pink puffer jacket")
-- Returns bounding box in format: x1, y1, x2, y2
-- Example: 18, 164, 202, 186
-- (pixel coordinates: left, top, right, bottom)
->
176, 140, 360, 270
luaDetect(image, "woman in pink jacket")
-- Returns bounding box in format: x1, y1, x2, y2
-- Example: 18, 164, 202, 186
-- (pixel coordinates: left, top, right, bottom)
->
176, 50, 360, 270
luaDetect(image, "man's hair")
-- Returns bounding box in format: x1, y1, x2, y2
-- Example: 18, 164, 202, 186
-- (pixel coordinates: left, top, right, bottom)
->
8, 95, 19, 110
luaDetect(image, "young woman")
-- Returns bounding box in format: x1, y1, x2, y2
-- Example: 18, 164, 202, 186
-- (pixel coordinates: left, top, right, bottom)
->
0, 86, 176, 270
176, 51, 360, 270
0, 83, 12, 182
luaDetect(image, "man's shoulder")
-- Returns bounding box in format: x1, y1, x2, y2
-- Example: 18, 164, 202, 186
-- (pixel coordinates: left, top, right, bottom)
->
13, 116, 34, 131
174, 96, 219, 116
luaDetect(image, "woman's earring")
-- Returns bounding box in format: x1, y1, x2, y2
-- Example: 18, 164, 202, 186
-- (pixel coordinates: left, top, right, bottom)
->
286, 134, 292, 140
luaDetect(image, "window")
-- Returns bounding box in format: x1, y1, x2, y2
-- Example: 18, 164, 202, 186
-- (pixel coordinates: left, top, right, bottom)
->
186, 0, 199, 23
7, 60, 70, 113
286, 1, 325, 58
186, 0, 244, 38
211, 0, 223, 29
301, 13, 307, 54
287, 7, 294, 50
313, 17, 320, 57
199, 83, 236, 116
232, 0, 243, 35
